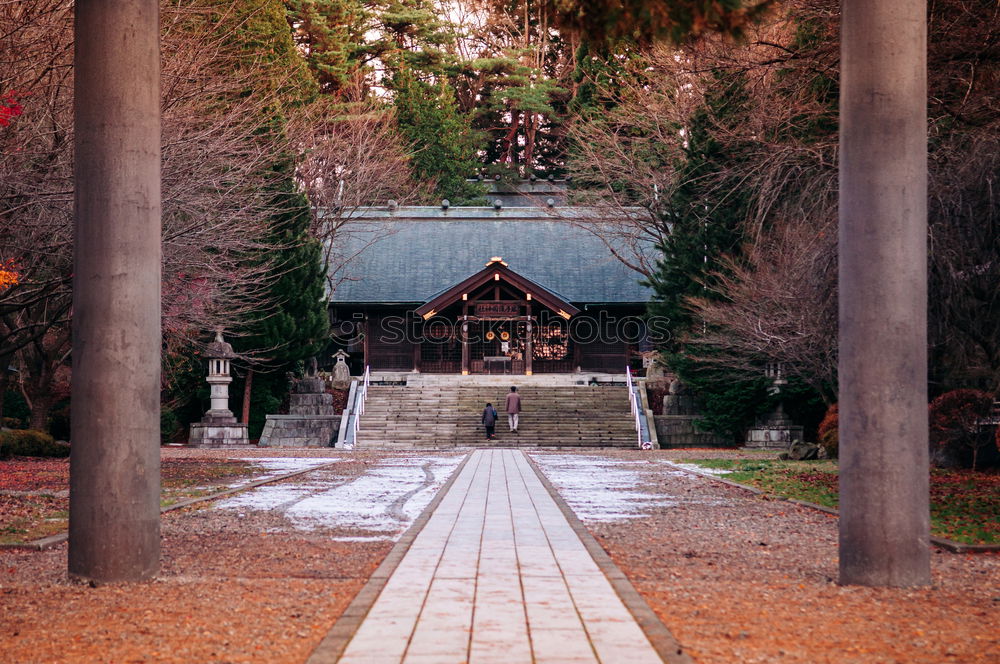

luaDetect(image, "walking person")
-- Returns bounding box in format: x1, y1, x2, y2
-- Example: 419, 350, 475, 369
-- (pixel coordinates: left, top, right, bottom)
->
505, 385, 521, 433
482, 402, 498, 440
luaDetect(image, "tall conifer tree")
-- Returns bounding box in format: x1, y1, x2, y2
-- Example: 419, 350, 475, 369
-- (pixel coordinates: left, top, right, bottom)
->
217, 0, 329, 437
393, 69, 484, 203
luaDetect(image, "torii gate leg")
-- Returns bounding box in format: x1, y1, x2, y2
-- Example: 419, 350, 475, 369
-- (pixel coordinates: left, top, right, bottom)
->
69, 0, 162, 583
838, 0, 931, 587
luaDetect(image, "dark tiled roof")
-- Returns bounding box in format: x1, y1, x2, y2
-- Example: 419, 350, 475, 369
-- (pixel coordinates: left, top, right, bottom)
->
326, 206, 653, 305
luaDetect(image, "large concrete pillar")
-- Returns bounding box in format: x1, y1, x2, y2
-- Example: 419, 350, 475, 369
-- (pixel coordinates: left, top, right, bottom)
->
69, 0, 162, 583
838, 0, 931, 586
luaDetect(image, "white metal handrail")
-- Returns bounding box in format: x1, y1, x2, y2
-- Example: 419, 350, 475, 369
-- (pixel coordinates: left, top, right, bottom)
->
344, 365, 370, 449
351, 365, 371, 443
626, 366, 640, 448
627, 366, 651, 449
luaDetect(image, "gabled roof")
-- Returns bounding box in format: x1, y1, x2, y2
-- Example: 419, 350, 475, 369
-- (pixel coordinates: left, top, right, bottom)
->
414, 259, 581, 319
325, 206, 654, 305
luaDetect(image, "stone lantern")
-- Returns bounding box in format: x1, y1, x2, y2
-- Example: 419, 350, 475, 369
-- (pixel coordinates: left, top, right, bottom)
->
189, 329, 251, 447
332, 349, 351, 389
205, 329, 236, 420
744, 363, 804, 450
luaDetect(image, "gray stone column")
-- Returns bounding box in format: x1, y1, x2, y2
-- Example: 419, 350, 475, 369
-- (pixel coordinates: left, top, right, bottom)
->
69, 0, 162, 583
838, 0, 931, 586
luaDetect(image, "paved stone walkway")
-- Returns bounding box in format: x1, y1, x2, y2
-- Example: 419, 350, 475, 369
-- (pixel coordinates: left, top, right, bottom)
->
336, 449, 664, 663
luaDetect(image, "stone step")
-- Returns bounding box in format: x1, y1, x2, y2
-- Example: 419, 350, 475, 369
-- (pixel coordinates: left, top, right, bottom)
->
364, 392, 628, 398
360, 433, 633, 440
367, 393, 628, 396
355, 382, 636, 449
365, 408, 629, 413
365, 388, 627, 394
365, 417, 629, 423
365, 395, 627, 400
361, 414, 632, 420
361, 436, 634, 442
359, 440, 638, 448
359, 427, 635, 434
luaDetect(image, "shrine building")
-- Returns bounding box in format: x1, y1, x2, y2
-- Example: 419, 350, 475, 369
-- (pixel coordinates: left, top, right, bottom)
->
325, 179, 655, 375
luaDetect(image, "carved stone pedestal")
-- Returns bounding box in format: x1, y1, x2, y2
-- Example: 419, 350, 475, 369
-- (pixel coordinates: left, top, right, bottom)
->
258, 378, 339, 447
744, 403, 804, 450
189, 415, 251, 448
655, 393, 729, 448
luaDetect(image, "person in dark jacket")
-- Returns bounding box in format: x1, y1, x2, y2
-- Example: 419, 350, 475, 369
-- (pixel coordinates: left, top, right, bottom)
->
482, 402, 498, 440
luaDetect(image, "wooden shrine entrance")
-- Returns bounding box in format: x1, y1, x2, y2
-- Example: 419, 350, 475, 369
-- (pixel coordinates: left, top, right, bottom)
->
358, 257, 634, 375
414, 258, 580, 375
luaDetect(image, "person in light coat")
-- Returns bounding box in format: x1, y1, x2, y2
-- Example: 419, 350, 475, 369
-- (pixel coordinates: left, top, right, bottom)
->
505, 386, 521, 433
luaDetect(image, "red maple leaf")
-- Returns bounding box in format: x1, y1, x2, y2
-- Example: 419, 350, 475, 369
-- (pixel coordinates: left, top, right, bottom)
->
0, 90, 24, 127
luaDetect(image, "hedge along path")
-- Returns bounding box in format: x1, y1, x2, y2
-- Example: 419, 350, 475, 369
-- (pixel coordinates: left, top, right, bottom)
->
662, 461, 1000, 554
0, 459, 342, 552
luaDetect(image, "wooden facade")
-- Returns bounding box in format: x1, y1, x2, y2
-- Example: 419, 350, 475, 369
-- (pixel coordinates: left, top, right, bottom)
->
338, 259, 639, 375
325, 183, 655, 374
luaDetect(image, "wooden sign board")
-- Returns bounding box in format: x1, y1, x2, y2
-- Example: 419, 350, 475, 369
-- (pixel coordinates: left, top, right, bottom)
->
475, 301, 521, 318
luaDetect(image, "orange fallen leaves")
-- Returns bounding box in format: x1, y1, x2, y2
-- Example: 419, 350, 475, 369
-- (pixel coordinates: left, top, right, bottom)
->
0, 258, 18, 291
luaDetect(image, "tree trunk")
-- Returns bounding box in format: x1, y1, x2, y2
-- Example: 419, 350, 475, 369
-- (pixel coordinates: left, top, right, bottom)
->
28, 394, 55, 432
69, 0, 161, 584
838, 0, 931, 587
241, 368, 253, 425
18, 341, 64, 434
524, 113, 536, 172
502, 111, 520, 164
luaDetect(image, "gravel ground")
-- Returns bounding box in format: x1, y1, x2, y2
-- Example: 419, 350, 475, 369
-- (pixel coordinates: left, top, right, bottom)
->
531, 449, 1000, 664
2, 447, 996, 664
0, 449, 462, 664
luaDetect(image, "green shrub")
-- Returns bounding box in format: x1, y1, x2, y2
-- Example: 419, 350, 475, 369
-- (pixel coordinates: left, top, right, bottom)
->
161, 407, 184, 445
48, 399, 71, 441
0, 429, 69, 459
817, 403, 838, 458
2, 389, 29, 428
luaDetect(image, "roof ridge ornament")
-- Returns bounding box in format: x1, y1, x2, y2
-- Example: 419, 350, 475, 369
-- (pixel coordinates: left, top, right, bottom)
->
486, 256, 508, 266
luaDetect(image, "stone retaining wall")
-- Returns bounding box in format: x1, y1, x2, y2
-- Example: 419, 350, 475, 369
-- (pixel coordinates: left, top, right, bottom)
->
654, 415, 730, 448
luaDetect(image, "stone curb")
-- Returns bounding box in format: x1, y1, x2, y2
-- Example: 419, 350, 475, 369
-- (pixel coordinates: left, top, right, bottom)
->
524, 454, 695, 664
306, 452, 474, 664
0, 459, 344, 552
661, 462, 1000, 554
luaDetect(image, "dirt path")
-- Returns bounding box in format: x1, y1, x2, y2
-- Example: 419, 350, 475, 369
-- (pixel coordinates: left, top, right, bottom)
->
531, 449, 1000, 664
0, 450, 462, 664
3, 448, 996, 663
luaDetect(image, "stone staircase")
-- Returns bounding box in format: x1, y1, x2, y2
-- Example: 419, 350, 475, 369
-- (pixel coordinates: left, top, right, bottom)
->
356, 384, 638, 449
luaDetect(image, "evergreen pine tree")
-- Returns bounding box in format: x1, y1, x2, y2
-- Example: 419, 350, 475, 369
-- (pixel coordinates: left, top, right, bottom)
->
470, 51, 569, 172
647, 72, 751, 348
392, 69, 485, 203
568, 39, 635, 119
234, 162, 329, 438
286, 0, 364, 96
644, 72, 766, 440
208, 0, 330, 438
